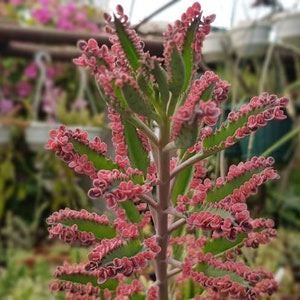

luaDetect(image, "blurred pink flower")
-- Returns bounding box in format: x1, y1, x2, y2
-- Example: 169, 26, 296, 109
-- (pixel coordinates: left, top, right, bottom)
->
9, 0, 23, 4
24, 62, 38, 79
18, 81, 32, 97
57, 19, 75, 31
32, 7, 52, 24
74, 11, 87, 23
73, 98, 87, 111
42, 79, 62, 119
59, 2, 76, 19
0, 98, 14, 115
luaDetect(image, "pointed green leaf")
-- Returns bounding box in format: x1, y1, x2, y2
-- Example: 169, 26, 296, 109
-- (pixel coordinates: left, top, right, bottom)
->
181, 278, 204, 299
181, 17, 201, 91
204, 206, 233, 219
169, 45, 185, 93
168, 45, 185, 116
71, 138, 119, 171
189, 204, 233, 220
203, 107, 266, 150
205, 167, 266, 203
172, 165, 193, 205
122, 83, 154, 118
171, 231, 188, 261
152, 61, 170, 108
100, 239, 144, 267
200, 83, 215, 102
194, 262, 250, 287
113, 83, 129, 109
99, 278, 119, 292
59, 274, 118, 290
96, 82, 114, 107
120, 200, 142, 224
172, 152, 195, 204
114, 16, 141, 71
174, 118, 199, 149
122, 118, 150, 177
61, 219, 116, 239
137, 72, 154, 100
203, 233, 247, 255
129, 293, 146, 300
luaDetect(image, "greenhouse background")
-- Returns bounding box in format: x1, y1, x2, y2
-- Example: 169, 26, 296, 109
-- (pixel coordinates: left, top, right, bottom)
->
1, 0, 300, 299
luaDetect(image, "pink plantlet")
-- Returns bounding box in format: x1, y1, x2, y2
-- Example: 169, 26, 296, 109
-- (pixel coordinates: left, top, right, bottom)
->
46, 2, 289, 299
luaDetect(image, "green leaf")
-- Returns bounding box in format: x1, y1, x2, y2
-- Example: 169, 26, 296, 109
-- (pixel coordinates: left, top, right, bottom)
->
100, 239, 144, 267
194, 262, 250, 287
114, 16, 141, 71
205, 206, 233, 219
151, 61, 170, 109
203, 233, 247, 255
168, 45, 185, 116
189, 205, 233, 220
203, 107, 266, 150
171, 234, 186, 261
172, 166, 193, 204
122, 118, 150, 177
181, 278, 204, 299
96, 82, 114, 107
71, 138, 119, 171
172, 152, 194, 204
174, 118, 199, 149
137, 72, 154, 100
181, 17, 201, 92
113, 83, 129, 109
205, 167, 266, 203
200, 83, 215, 102
120, 200, 142, 224
59, 274, 118, 290
122, 83, 154, 119
61, 219, 116, 240
129, 293, 146, 300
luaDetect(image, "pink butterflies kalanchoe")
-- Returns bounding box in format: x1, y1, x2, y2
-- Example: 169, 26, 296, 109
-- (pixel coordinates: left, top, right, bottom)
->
46, 2, 288, 299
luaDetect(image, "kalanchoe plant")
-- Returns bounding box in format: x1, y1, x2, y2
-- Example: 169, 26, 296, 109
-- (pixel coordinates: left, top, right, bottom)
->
45, 2, 288, 299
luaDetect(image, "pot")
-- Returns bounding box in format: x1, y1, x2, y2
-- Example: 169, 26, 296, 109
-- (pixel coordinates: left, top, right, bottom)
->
273, 11, 300, 48
0, 125, 10, 145
202, 31, 231, 63
230, 20, 271, 58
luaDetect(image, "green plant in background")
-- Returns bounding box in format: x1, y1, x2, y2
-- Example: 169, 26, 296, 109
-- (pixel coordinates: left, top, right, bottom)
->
280, 230, 300, 285
0, 244, 88, 300
55, 95, 105, 128
0, 2, 107, 267
0, 258, 57, 300
39, 151, 90, 212
54, 67, 106, 128
0, 132, 90, 266
0, 146, 15, 218
253, 228, 300, 297
44, 2, 290, 299
0, 50, 106, 128
1, 204, 48, 251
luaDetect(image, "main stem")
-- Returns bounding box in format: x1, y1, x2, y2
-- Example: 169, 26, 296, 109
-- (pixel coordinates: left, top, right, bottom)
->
155, 120, 170, 300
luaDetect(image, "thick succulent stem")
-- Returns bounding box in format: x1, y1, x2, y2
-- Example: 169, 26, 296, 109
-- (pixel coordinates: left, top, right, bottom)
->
154, 120, 171, 299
